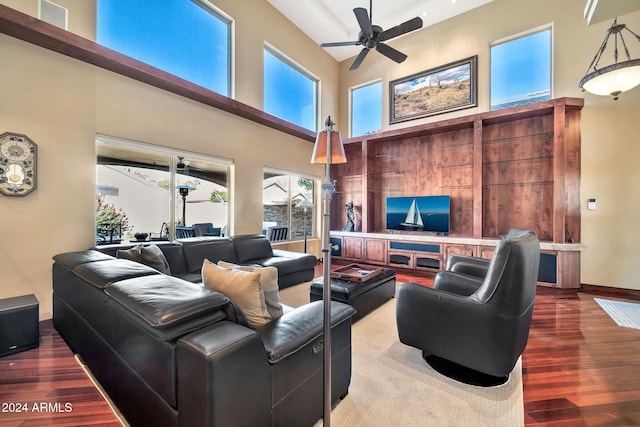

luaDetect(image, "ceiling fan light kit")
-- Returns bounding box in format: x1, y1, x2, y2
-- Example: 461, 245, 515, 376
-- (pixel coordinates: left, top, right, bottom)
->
321, 1, 423, 70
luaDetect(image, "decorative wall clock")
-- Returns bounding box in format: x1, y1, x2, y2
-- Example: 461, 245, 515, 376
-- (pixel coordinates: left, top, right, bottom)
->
0, 132, 37, 196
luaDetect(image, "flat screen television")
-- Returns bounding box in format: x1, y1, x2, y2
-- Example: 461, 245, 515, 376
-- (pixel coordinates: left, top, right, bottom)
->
386, 195, 450, 233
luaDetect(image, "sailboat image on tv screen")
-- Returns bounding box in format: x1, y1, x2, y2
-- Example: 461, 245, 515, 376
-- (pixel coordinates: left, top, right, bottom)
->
400, 198, 424, 229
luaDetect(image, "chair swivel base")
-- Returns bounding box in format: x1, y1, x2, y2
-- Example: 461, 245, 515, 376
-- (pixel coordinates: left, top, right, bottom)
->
423, 353, 509, 387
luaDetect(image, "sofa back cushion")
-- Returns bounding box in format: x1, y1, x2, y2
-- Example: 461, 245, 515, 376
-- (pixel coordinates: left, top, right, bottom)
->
94, 242, 189, 275
181, 238, 239, 273
231, 234, 274, 264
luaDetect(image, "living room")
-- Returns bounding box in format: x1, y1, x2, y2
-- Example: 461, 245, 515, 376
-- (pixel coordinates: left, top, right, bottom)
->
0, 0, 639, 425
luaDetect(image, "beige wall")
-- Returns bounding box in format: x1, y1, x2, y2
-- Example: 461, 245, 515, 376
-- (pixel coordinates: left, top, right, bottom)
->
0, 0, 338, 318
337, 0, 640, 291
1, 0, 639, 321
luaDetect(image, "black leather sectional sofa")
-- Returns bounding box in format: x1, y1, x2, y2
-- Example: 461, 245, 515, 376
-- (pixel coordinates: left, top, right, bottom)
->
94, 234, 318, 289
52, 235, 355, 426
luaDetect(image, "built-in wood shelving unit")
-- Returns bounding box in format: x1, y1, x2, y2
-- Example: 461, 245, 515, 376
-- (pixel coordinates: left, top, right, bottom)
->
330, 98, 584, 288
331, 97, 583, 244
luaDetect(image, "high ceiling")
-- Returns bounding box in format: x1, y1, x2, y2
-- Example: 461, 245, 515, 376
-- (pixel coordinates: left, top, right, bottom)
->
266, 0, 495, 61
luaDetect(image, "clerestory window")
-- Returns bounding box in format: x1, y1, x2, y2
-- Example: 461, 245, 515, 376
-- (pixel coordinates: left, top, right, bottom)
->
97, 0, 232, 97
490, 26, 552, 110
264, 45, 318, 131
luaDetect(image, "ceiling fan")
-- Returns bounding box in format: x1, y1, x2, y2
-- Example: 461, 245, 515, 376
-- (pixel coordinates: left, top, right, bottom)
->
321, 0, 423, 71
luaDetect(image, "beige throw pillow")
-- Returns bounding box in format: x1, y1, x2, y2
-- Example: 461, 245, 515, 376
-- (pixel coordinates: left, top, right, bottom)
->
218, 261, 283, 320
201, 259, 269, 328
116, 244, 171, 275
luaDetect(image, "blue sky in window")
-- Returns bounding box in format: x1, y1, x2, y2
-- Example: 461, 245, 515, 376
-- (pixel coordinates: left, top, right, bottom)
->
264, 49, 317, 131
352, 81, 382, 137
491, 29, 551, 109
97, 0, 230, 96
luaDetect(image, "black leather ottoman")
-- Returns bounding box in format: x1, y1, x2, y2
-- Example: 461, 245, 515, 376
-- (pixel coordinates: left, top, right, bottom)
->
310, 268, 396, 322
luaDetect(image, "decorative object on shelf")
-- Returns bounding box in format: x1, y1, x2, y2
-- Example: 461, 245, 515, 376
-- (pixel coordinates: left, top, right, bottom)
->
389, 56, 478, 123
311, 115, 347, 427
320, 0, 423, 71
579, 18, 640, 100
295, 199, 315, 253
134, 232, 149, 241
343, 201, 356, 232
0, 132, 37, 196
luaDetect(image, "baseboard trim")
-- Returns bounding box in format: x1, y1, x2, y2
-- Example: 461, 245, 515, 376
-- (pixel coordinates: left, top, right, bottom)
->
580, 284, 640, 300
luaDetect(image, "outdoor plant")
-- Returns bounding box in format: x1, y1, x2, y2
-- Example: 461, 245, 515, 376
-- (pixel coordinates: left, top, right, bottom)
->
95, 193, 131, 239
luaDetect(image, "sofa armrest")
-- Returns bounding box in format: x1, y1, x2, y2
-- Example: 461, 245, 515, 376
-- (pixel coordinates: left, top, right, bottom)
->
446, 254, 490, 278
177, 321, 271, 427
433, 271, 484, 296
256, 300, 355, 364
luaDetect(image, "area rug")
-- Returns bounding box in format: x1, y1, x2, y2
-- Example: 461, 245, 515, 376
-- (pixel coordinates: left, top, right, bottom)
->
594, 298, 640, 330
279, 282, 524, 427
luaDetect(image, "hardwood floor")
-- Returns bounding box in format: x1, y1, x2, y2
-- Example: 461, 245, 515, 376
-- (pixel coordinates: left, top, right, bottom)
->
1, 266, 639, 426
0, 320, 122, 426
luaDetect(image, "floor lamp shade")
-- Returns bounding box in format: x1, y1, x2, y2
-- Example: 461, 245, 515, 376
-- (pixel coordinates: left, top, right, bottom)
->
311, 131, 347, 164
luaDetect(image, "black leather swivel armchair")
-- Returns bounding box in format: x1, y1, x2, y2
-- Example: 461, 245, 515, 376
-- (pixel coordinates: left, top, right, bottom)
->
396, 230, 540, 384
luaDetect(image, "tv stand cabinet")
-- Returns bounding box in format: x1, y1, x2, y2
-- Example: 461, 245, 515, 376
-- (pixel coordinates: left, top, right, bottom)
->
330, 231, 582, 289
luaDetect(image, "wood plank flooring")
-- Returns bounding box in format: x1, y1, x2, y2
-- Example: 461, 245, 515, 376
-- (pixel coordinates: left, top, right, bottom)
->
0, 319, 123, 426
1, 264, 639, 426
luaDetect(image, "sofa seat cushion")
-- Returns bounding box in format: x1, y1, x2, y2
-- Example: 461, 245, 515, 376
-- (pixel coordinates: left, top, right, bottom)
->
73, 259, 160, 289
256, 300, 355, 364
174, 272, 202, 283
116, 244, 172, 275
260, 250, 317, 276
105, 275, 229, 331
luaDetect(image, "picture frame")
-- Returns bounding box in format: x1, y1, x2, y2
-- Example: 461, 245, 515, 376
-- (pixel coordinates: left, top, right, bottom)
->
389, 55, 477, 124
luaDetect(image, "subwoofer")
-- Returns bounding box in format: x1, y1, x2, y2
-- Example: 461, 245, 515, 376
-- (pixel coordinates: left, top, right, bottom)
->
0, 294, 39, 358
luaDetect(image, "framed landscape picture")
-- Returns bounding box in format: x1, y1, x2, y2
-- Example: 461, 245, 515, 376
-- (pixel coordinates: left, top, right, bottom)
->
390, 56, 477, 124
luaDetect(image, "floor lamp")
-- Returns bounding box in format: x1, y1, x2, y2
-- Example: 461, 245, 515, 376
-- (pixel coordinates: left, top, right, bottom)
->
310, 116, 347, 426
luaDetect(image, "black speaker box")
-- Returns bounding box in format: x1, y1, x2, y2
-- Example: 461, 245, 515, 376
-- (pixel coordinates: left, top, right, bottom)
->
0, 294, 39, 358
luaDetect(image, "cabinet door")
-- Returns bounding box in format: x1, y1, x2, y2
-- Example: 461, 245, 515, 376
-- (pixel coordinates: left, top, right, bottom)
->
343, 237, 364, 259
444, 244, 475, 258
477, 245, 495, 259
365, 239, 386, 263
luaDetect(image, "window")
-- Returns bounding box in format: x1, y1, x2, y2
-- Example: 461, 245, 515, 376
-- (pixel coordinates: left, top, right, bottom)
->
97, 0, 232, 96
351, 80, 382, 137
263, 170, 316, 243
490, 26, 552, 110
264, 46, 318, 131
96, 136, 231, 244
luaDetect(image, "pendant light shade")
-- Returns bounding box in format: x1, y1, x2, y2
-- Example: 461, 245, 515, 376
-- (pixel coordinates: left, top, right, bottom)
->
579, 19, 640, 100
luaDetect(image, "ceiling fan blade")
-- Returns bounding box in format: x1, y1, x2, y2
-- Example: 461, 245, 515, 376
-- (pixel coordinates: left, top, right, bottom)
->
350, 48, 370, 71
353, 7, 373, 38
380, 16, 423, 41
321, 41, 360, 47
376, 43, 407, 63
